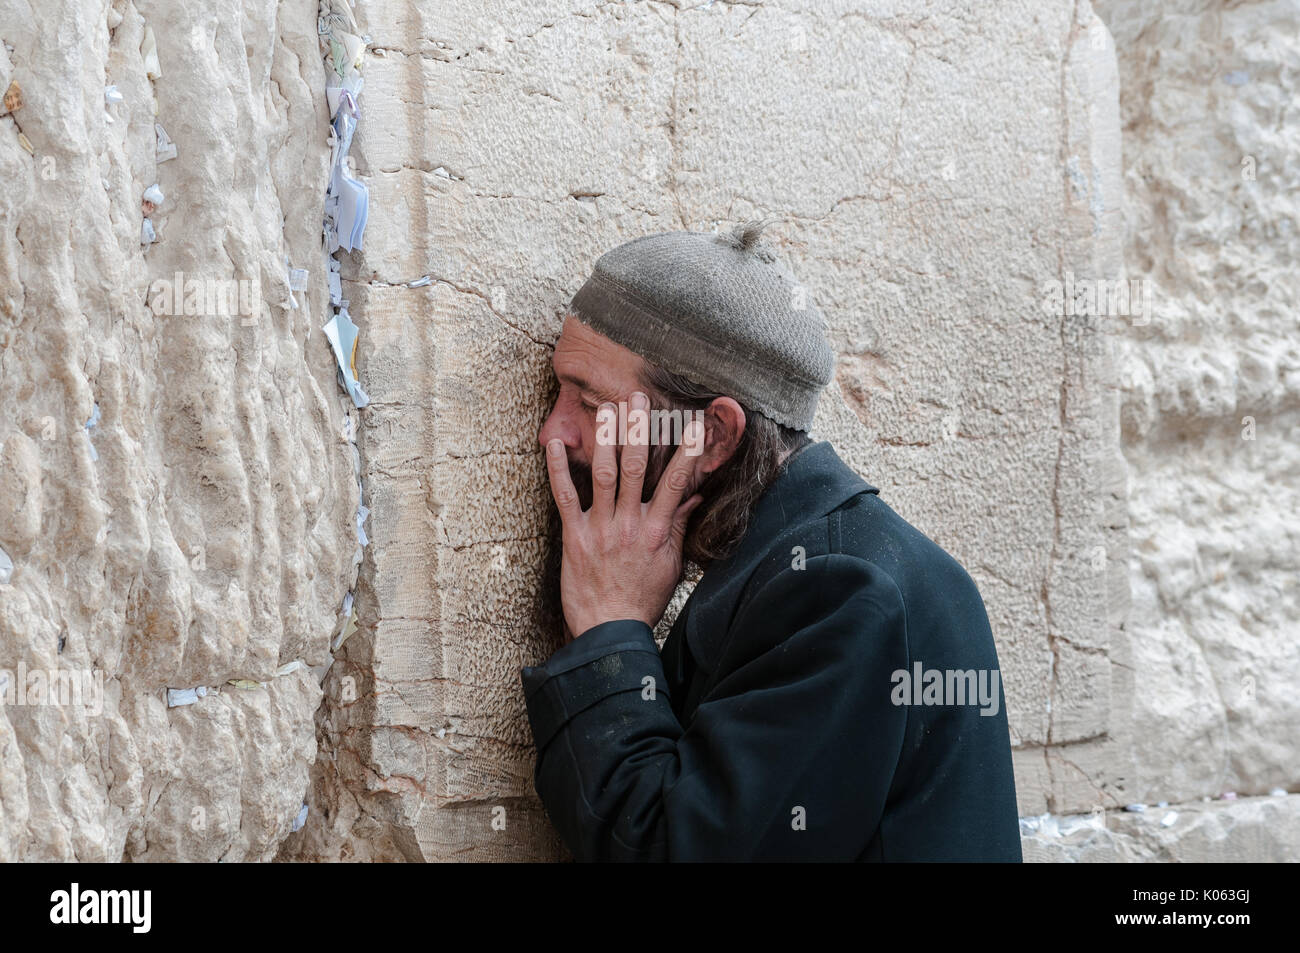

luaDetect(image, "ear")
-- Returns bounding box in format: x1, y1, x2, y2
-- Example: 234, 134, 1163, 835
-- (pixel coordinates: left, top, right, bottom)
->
698, 397, 746, 473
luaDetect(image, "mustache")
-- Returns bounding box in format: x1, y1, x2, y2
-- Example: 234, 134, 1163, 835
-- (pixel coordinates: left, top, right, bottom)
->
569, 459, 594, 509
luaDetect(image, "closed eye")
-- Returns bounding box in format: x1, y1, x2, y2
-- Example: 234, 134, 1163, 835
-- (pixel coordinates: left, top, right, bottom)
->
580, 390, 615, 412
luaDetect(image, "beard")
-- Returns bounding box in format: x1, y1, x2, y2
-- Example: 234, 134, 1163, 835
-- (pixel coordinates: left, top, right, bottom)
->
567, 443, 678, 512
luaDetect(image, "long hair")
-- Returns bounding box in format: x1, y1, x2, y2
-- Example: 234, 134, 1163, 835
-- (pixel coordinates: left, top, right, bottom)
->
638, 361, 812, 567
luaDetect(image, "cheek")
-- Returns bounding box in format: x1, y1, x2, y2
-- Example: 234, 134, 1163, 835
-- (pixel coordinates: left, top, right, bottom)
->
576, 413, 598, 460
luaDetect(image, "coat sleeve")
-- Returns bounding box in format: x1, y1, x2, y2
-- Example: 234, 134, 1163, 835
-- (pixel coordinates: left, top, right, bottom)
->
519, 553, 911, 861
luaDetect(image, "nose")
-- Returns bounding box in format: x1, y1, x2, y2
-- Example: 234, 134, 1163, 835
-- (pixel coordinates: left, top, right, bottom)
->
538, 400, 580, 453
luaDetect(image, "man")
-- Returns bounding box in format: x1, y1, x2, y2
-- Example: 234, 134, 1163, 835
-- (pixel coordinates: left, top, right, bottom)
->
520, 221, 1022, 861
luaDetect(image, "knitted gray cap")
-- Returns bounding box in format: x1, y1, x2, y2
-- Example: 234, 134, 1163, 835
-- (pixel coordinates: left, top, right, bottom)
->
567, 221, 834, 432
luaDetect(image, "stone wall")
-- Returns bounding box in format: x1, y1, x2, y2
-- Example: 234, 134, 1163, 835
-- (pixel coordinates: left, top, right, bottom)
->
1, 0, 1294, 863
1020, 0, 1300, 860
0, 0, 360, 860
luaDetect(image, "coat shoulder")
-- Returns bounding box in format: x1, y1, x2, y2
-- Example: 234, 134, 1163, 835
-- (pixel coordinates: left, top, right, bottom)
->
736, 488, 994, 658
734, 493, 909, 632
740, 488, 969, 606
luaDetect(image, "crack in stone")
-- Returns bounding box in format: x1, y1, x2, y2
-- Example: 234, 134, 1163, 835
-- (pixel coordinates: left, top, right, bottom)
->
426, 276, 552, 348
1044, 0, 1083, 750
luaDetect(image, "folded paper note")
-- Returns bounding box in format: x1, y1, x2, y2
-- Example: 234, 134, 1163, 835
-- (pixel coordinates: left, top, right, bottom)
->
356, 501, 370, 546
322, 309, 369, 408
104, 84, 123, 123
166, 686, 208, 707
333, 172, 368, 252
85, 403, 100, 460
327, 256, 342, 304
3, 80, 22, 114
141, 25, 162, 80
155, 123, 177, 162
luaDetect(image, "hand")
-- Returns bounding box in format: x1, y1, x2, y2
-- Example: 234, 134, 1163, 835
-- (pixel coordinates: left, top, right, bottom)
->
546, 392, 704, 639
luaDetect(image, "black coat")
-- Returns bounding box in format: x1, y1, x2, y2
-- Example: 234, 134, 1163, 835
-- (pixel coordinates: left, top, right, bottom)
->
521, 440, 1022, 861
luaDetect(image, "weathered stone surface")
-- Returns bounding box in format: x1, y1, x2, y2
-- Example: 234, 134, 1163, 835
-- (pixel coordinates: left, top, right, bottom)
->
1093, 0, 1300, 806
0, 0, 358, 861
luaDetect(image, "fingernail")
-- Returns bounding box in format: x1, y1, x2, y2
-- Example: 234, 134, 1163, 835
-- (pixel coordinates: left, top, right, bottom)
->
631, 391, 648, 409
547, 439, 563, 456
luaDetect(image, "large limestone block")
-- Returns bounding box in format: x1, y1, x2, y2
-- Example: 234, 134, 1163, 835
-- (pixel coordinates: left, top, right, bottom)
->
290, 0, 1127, 860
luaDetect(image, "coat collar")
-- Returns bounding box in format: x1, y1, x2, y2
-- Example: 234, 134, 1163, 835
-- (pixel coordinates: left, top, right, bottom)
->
682, 440, 878, 674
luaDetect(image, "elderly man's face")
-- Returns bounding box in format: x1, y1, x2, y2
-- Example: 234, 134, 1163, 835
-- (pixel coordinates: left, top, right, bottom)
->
538, 314, 677, 510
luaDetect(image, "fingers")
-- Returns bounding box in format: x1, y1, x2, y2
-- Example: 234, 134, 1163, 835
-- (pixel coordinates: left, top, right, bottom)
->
670, 493, 704, 551
590, 403, 619, 521
545, 438, 582, 523
646, 418, 703, 543
616, 391, 650, 521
